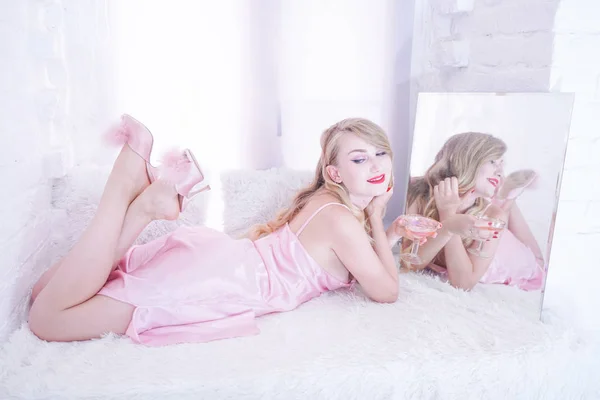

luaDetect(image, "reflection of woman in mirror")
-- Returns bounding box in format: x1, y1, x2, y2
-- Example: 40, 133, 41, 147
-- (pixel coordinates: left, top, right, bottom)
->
404, 132, 545, 291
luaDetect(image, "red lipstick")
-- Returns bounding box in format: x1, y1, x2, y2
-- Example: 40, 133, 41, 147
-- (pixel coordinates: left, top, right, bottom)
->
367, 174, 385, 184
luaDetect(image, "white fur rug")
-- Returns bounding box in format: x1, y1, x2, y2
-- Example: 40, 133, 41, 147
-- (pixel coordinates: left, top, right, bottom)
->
1, 166, 599, 399
1, 273, 598, 400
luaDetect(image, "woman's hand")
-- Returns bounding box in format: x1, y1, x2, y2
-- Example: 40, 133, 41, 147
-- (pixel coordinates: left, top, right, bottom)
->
389, 216, 434, 245
434, 177, 462, 219
366, 186, 393, 220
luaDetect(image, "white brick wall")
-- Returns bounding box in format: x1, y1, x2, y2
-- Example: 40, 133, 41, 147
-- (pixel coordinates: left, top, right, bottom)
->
410, 0, 559, 94
545, 0, 600, 331
411, 0, 600, 330
0, 1, 55, 341
0, 0, 113, 340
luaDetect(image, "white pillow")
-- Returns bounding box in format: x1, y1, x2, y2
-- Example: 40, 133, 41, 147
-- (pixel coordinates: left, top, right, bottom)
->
220, 168, 313, 238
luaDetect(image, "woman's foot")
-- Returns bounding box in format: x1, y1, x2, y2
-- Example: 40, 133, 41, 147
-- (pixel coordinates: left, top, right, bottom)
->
106, 114, 155, 163
110, 144, 153, 201
105, 114, 158, 192
132, 180, 181, 222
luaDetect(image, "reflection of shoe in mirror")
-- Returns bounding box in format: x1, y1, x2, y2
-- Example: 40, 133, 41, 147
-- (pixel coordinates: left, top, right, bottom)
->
495, 169, 538, 200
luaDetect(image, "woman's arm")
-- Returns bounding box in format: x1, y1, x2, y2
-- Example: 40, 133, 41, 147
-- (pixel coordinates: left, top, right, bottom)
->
443, 202, 513, 289
442, 231, 500, 289
410, 210, 501, 289
402, 198, 478, 273
330, 209, 398, 303
407, 230, 453, 268
330, 190, 399, 303
371, 215, 401, 285
411, 177, 501, 290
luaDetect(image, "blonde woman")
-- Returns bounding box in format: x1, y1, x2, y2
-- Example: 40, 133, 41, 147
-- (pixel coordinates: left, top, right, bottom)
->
29, 116, 406, 346
404, 132, 545, 291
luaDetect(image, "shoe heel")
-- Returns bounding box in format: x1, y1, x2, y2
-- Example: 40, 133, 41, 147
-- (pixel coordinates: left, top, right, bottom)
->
157, 148, 210, 212
178, 183, 211, 212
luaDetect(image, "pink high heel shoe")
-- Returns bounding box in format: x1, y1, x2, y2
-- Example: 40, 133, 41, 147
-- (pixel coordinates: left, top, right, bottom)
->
105, 113, 159, 182
105, 114, 210, 211
158, 148, 211, 212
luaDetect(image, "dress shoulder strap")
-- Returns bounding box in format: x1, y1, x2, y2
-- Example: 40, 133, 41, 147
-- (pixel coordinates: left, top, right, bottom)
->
296, 202, 351, 236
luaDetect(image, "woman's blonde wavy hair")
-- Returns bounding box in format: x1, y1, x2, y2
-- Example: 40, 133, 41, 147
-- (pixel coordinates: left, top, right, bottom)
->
404, 132, 506, 263
248, 118, 394, 241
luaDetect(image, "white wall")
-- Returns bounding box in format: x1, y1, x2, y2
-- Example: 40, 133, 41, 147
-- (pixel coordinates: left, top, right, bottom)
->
0, 0, 113, 340
543, 0, 600, 332
109, 0, 416, 224
410, 0, 600, 331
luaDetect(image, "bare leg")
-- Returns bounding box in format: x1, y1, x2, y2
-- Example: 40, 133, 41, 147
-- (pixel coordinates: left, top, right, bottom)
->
31, 179, 181, 303
113, 180, 180, 262
29, 179, 180, 341
31, 234, 134, 304
29, 144, 151, 341
31, 264, 65, 303
30, 206, 152, 303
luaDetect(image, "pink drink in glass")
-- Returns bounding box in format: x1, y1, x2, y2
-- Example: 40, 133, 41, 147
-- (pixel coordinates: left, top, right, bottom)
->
399, 215, 442, 265
467, 216, 506, 257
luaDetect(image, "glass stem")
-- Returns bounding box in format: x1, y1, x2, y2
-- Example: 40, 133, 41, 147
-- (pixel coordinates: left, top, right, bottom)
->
411, 242, 420, 256
476, 239, 484, 253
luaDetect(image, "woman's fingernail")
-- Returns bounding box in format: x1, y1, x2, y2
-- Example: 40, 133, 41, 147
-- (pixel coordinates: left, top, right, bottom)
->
387, 187, 391, 192
494, 231, 498, 234
493, 235, 498, 238
471, 189, 475, 193
488, 222, 492, 226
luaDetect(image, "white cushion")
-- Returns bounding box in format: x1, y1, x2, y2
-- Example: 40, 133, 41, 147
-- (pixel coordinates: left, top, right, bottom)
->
221, 167, 313, 237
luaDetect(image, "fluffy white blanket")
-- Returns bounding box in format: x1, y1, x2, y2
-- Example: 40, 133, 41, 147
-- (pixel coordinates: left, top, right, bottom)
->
0, 166, 598, 399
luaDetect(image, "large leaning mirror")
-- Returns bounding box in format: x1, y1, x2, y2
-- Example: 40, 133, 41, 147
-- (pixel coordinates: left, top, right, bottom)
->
400, 92, 574, 318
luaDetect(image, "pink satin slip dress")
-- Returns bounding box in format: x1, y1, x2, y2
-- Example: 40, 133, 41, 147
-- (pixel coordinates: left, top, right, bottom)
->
98, 202, 353, 346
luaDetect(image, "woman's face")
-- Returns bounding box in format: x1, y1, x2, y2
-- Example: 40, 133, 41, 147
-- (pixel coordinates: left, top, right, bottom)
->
327, 134, 392, 199
474, 157, 504, 198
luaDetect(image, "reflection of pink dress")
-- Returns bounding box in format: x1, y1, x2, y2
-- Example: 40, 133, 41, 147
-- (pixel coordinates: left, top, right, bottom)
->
99, 203, 352, 346
428, 230, 545, 291
478, 230, 545, 290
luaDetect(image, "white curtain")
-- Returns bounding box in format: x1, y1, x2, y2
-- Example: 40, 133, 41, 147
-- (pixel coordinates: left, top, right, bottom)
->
110, 0, 245, 170
108, 0, 411, 224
